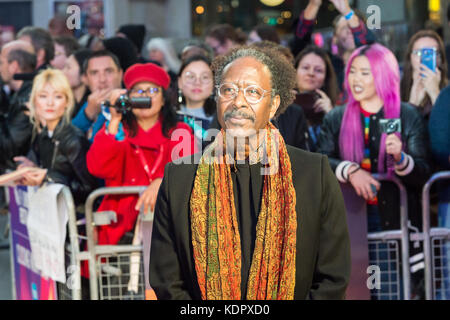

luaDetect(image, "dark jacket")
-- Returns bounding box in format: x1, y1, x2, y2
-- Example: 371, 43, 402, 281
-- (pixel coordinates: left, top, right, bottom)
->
429, 85, 450, 170
0, 80, 33, 172
317, 103, 431, 230
272, 104, 308, 151
150, 146, 351, 300
27, 119, 98, 206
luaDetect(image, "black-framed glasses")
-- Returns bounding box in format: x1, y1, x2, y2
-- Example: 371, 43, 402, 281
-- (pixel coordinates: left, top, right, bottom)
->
129, 87, 161, 97
216, 83, 271, 104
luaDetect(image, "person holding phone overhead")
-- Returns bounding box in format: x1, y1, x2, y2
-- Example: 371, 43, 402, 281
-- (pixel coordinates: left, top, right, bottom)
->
317, 44, 431, 299
294, 45, 339, 151
400, 30, 448, 120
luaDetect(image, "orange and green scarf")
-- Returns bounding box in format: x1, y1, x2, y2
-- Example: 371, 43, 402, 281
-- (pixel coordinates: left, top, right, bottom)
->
190, 123, 297, 300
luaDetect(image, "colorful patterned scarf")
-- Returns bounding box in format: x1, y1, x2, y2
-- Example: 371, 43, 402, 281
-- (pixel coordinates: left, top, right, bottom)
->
190, 123, 297, 300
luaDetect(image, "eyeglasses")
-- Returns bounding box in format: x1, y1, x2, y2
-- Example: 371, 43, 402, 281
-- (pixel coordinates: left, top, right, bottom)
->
411, 48, 441, 58
216, 83, 272, 104
129, 87, 161, 97
183, 71, 213, 85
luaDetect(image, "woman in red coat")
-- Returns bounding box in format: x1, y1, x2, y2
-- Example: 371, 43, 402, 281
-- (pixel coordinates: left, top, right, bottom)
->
87, 63, 197, 245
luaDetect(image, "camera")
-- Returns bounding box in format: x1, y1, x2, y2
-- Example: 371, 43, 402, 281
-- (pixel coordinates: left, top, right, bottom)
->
379, 118, 402, 135
102, 94, 152, 114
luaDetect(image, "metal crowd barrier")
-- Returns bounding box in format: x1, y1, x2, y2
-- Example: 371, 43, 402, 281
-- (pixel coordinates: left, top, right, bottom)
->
368, 173, 411, 300
84, 186, 149, 300
6, 184, 82, 300
56, 186, 83, 300
421, 171, 450, 300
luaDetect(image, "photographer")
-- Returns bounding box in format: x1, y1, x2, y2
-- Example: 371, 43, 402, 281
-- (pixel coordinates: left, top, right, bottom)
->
317, 44, 430, 299
400, 30, 448, 121
86, 63, 197, 245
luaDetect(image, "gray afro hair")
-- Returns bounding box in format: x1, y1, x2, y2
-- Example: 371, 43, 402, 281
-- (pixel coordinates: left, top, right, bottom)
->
212, 45, 297, 118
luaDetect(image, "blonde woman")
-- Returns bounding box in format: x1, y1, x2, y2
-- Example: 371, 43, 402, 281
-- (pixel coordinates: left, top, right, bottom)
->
14, 68, 97, 205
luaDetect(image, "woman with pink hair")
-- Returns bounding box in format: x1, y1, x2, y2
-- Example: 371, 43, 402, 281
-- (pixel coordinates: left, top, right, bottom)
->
318, 43, 430, 299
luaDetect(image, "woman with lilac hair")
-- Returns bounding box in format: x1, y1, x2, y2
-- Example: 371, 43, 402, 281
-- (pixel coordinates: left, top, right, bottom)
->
318, 43, 431, 299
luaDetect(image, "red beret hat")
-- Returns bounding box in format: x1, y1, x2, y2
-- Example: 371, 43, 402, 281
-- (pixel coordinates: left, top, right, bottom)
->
123, 63, 170, 90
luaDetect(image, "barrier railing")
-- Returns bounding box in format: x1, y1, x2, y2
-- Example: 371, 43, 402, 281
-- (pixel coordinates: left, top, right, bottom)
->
58, 186, 82, 300
369, 173, 411, 300
421, 171, 450, 300
84, 186, 148, 300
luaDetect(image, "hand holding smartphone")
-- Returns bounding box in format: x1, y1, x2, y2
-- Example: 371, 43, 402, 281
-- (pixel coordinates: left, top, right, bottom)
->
420, 47, 437, 75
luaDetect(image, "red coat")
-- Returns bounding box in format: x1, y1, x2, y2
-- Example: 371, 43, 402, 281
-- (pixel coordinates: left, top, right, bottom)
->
87, 120, 197, 245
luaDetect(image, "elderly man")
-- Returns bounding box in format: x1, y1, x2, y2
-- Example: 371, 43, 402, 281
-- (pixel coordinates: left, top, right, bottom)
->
150, 45, 350, 300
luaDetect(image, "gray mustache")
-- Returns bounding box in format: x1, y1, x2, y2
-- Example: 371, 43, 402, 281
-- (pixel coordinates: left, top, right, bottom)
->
223, 109, 255, 122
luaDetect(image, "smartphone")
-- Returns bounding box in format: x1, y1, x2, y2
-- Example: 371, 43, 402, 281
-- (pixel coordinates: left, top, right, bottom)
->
294, 91, 322, 126
421, 47, 437, 73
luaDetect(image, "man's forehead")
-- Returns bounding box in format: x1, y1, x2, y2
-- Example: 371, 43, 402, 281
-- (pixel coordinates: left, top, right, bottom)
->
3, 40, 35, 55
88, 56, 118, 71
222, 56, 270, 79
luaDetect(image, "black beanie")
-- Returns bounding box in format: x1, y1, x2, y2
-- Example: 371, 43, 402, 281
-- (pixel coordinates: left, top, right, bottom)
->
118, 24, 146, 53
102, 37, 139, 72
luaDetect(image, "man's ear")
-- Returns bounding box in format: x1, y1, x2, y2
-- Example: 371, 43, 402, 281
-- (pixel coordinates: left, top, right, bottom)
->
37, 49, 46, 67
269, 95, 281, 119
9, 60, 19, 77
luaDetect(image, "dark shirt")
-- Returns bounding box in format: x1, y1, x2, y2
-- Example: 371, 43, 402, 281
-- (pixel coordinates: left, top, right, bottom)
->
231, 162, 263, 298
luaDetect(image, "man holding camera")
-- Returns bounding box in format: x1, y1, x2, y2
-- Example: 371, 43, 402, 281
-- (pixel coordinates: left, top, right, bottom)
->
72, 50, 123, 140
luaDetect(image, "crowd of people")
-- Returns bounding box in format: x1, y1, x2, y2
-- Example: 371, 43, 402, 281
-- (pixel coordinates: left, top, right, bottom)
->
0, 0, 449, 300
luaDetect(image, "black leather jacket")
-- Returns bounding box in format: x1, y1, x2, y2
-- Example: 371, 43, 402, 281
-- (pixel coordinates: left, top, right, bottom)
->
317, 102, 431, 230
27, 119, 98, 206
0, 80, 33, 172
